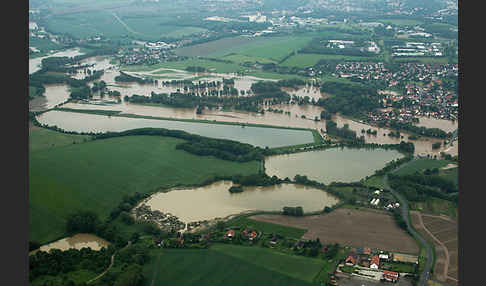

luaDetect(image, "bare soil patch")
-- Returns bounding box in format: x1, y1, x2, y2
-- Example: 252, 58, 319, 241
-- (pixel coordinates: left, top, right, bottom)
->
251, 208, 419, 253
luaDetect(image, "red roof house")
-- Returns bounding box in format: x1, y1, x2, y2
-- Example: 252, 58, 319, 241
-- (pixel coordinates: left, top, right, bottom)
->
370, 255, 380, 269
383, 270, 399, 282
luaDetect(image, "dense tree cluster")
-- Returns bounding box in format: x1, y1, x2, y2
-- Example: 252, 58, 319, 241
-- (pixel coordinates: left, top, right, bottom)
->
388, 173, 458, 203
326, 120, 363, 142
317, 81, 382, 117
29, 247, 114, 283
282, 206, 304, 216
388, 120, 450, 138
114, 71, 155, 84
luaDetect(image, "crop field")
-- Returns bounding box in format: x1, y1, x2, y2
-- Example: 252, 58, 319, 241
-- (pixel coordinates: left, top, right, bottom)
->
44, 10, 126, 39
29, 134, 259, 244
143, 246, 320, 286
226, 214, 307, 240
280, 53, 376, 68
410, 211, 458, 285
29, 127, 92, 152
251, 208, 419, 253
175, 35, 314, 62
394, 159, 454, 176
378, 19, 424, 26
223, 53, 278, 64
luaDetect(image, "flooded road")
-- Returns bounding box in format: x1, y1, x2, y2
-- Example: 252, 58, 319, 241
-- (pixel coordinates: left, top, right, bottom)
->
144, 181, 339, 223
264, 147, 404, 184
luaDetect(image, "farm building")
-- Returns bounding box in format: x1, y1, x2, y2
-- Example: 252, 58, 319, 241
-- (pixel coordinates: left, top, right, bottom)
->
345, 254, 357, 265
379, 253, 390, 261
383, 270, 399, 283
225, 229, 235, 239
363, 247, 372, 255
392, 253, 419, 264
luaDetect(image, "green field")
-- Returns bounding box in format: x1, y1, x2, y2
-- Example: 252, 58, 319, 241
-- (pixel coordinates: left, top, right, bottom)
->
411, 197, 457, 218
143, 245, 323, 286
29, 134, 259, 244
281, 53, 375, 68
225, 214, 307, 240
175, 35, 314, 62
394, 159, 454, 176
378, 19, 424, 26
223, 53, 278, 64
29, 127, 92, 152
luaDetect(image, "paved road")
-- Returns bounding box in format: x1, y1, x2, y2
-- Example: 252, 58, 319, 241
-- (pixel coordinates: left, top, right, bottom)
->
382, 158, 434, 286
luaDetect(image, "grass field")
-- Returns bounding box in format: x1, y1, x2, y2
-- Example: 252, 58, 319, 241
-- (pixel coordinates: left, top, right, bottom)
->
29, 127, 92, 152
225, 214, 307, 240
410, 197, 457, 219
223, 53, 277, 64
175, 35, 314, 62
281, 53, 376, 68
29, 134, 259, 244
143, 245, 323, 286
378, 19, 424, 26
394, 159, 454, 176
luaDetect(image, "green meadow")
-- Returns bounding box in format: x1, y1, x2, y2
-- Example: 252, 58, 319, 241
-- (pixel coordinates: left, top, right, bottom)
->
29, 133, 259, 244
143, 245, 324, 286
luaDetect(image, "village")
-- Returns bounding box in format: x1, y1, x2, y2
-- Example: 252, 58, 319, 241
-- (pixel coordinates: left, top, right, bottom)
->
333, 61, 458, 124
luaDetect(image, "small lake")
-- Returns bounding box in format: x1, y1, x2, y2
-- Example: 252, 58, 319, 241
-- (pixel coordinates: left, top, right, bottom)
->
144, 181, 339, 223
30, 234, 110, 255
36, 110, 315, 148
264, 147, 405, 184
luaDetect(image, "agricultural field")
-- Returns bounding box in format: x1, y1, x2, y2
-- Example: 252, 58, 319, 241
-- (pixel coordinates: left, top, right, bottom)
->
29, 133, 259, 244
394, 159, 454, 176
280, 53, 376, 68
175, 35, 314, 62
143, 246, 320, 286
377, 18, 424, 26
251, 208, 419, 254
410, 211, 458, 286
410, 197, 457, 219
29, 127, 92, 152
223, 53, 277, 64
225, 214, 307, 240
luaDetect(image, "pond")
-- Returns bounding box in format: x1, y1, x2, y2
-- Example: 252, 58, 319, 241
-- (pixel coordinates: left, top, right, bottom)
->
264, 147, 405, 184
30, 234, 110, 255
144, 181, 339, 223
36, 110, 315, 148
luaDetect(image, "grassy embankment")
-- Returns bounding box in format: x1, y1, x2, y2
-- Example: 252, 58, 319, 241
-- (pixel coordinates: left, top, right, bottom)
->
29, 134, 260, 244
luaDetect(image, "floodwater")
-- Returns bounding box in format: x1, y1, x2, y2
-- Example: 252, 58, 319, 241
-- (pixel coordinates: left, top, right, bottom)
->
29, 84, 71, 111
29, 48, 85, 74
35, 55, 455, 155
415, 116, 458, 133
36, 110, 315, 148
30, 234, 110, 255
144, 181, 339, 223
264, 147, 405, 184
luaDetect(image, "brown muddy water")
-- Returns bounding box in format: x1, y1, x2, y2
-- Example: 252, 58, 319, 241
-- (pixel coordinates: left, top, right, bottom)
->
29, 234, 110, 255
144, 181, 339, 223
29, 48, 85, 74
264, 147, 404, 184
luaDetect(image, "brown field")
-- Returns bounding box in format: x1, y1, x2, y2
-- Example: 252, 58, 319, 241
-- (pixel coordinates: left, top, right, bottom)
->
250, 208, 419, 254
410, 211, 458, 284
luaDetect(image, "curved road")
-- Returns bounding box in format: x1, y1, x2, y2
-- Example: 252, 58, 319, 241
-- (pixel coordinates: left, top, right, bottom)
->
382, 158, 434, 286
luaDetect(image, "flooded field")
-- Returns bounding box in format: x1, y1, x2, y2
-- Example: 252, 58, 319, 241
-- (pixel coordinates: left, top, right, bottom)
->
264, 147, 404, 184
36, 110, 315, 148
30, 234, 110, 255
29, 84, 71, 111
29, 48, 85, 74
144, 181, 339, 223
415, 116, 458, 133
36, 55, 454, 156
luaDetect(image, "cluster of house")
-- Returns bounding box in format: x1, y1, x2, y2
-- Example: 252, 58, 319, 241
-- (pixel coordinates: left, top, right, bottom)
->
133, 204, 186, 232
225, 229, 260, 241
344, 248, 418, 283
